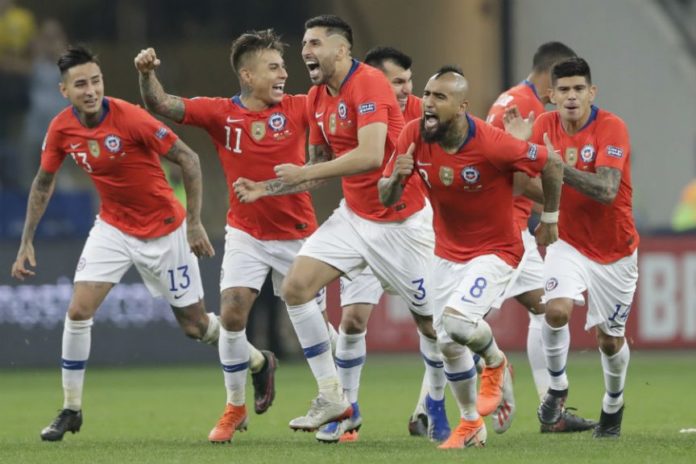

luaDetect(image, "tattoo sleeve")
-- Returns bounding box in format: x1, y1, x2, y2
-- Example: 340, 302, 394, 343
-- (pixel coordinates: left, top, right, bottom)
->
164, 140, 203, 224
262, 144, 333, 196
20, 168, 56, 245
563, 166, 621, 204
139, 72, 185, 123
541, 154, 563, 213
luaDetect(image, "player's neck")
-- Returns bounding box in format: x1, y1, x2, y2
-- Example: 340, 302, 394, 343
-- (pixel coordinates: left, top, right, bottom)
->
326, 58, 353, 96
440, 115, 469, 154
526, 73, 544, 99
240, 89, 272, 112
78, 109, 105, 128
560, 107, 592, 136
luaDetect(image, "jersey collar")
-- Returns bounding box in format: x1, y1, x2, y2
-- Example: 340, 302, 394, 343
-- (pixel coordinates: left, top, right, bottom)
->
457, 113, 477, 151
339, 59, 360, 91
72, 97, 110, 127
579, 105, 599, 131
231, 94, 247, 109
522, 79, 543, 103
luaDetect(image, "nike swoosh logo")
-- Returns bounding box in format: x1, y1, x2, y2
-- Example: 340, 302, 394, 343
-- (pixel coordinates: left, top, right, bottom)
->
173, 292, 189, 300
62, 361, 83, 368
460, 295, 476, 304
226, 117, 244, 124
416, 161, 432, 166
314, 112, 324, 118
70, 143, 82, 149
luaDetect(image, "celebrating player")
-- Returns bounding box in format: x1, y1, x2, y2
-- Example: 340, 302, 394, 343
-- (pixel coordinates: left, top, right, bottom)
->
11, 45, 216, 442
380, 66, 563, 449
506, 57, 639, 438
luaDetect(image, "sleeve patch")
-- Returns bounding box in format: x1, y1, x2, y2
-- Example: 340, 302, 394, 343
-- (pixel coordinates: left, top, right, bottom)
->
358, 102, 376, 114
527, 143, 538, 161
155, 127, 169, 140
606, 145, 624, 158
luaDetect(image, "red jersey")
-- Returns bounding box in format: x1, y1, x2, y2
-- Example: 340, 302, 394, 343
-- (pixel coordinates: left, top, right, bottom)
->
307, 60, 424, 222
531, 107, 639, 263
182, 94, 317, 240
386, 116, 549, 266
41, 97, 184, 239
403, 94, 422, 123
487, 80, 546, 231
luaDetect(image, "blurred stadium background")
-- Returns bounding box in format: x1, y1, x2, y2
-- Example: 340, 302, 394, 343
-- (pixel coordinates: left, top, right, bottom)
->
1, 0, 695, 366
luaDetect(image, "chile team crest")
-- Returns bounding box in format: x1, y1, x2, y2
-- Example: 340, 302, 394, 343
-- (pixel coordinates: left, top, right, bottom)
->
580, 144, 596, 163
104, 134, 121, 153
461, 166, 480, 184
268, 112, 287, 132
337, 101, 348, 119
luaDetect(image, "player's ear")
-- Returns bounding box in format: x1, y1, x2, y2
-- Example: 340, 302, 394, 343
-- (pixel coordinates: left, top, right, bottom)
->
589, 84, 597, 103
59, 81, 68, 99
239, 67, 252, 86
548, 87, 556, 105
459, 99, 469, 116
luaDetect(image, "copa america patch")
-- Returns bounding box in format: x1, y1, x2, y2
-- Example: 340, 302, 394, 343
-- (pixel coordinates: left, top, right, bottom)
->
527, 143, 538, 161
76, 257, 86, 272
460, 166, 480, 184
338, 101, 348, 119
607, 145, 624, 158
268, 112, 287, 132
155, 127, 169, 140
545, 277, 558, 292
104, 134, 122, 153
580, 144, 596, 162
358, 102, 376, 115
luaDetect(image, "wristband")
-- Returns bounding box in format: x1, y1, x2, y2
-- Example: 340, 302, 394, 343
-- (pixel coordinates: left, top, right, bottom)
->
540, 210, 559, 223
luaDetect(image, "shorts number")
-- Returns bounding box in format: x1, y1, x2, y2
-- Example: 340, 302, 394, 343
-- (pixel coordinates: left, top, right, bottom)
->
608, 304, 631, 322
411, 278, 426, 301
469, 277, 487, 298
167, 265, 191, 291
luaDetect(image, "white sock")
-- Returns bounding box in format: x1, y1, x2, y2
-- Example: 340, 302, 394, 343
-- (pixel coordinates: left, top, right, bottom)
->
528, 313, 550, 399
62, 316, 93, 411
326, 319, 339, 355
542, 321, 570, 391
219, 327, 249, 406
247, 342, 265, 374
419, 331, 446, 401
601, 341, 629, 413
443, 348, 478, 420
286, 300, 340, 398
413, 373, 428, 416
335, 329, 366, 404
200, 312, 220, 345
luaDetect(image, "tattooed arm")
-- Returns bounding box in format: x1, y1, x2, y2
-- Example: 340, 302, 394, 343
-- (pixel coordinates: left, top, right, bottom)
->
11, 168, 57, 280
134, 47, 185, 123
563, 166, 621, 204
164, 140, 214, 257
233, 144, 333, 203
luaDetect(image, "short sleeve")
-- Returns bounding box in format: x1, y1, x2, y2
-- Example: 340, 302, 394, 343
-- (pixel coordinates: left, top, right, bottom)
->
127, 105, 178, 155
595, 116, 630, 170
350, 72, 394, 130
182, 96, 218, 128
482, 123, 548, 178
40, 118, 67, 173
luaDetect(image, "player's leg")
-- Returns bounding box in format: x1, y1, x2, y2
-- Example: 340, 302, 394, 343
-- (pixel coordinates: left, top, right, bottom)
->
42, 219, 130, 441
515, 289, 548, 399
589, 251, 637, 438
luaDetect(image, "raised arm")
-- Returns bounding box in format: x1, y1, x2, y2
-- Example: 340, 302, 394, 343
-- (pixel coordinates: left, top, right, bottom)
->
234, 144, 333, 203
563, 166, 621, 204
274, 122, 387, 185
11, 168, 57, 280
134, 48, 185, 123
163, 140, 214, 257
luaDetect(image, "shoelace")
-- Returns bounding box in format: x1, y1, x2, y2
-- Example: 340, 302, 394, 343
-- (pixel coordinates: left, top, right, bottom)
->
218, 408, 244, 427
49, 410, 74, 429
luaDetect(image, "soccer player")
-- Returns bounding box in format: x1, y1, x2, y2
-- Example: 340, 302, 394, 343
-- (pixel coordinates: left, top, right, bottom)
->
506, 57, 639, 439
364, 46, 421, 123
486, 42, 595, 434
252, 15, 449, 437
10, 45, 217, 442
380, 66, 563, 449
135, 30, 380, 444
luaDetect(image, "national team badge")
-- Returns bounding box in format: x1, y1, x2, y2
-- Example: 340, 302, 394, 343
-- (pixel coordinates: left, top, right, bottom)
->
329, 113, 337, 134
87, 140, 100, 158
268, 112, 287, 132
545, 277, 558, 292
251, 121, 266, 141
76, 257, 86, 272
460, 166, 480, 184
439, 166, 454, 186
338, 101, 348, 119
104, 134, 121, 153
580, 144, 595, 163
564, 147, 578, 167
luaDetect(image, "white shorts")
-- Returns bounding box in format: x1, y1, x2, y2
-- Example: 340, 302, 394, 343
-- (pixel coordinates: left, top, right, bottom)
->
432, 254, 515, 341
298, 200, 434, 316
542, 239, 638, 337
75, 217, 203, 307
220, 226, 326, 310
506, 229, 545, 298
339, 268, 384, 307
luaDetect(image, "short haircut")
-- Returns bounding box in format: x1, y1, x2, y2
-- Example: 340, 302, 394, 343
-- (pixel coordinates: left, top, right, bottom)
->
433, 64, 465, 79
551, 57, 592, 85
57, 45, 99, 76
230, 29, 286, 74
364, 46, 412, 71
532, 41, 576, 73
304, 14, 353, 48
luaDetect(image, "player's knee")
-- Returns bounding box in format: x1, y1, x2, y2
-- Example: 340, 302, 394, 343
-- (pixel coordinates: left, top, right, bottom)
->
67, 302, 96, 321
437, 339, 466, 361
340, 309, 369, 334
597, 331, 624, 356
544, 302, 570, 327
173, 302, 208, 340
413, 314, 436, 339
280, 275, 313, 306
441, 311, 476, 346
220, 289, 255, 331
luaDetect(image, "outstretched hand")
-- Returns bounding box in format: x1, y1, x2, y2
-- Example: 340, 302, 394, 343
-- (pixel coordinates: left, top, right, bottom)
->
503, 106, 535, 141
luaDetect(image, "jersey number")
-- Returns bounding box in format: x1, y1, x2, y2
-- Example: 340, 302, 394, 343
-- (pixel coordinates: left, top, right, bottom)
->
224, 126, 242, 154
70, 152, 93, 173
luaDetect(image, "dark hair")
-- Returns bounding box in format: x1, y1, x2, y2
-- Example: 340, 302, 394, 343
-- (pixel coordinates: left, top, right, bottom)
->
57, 45, 99, 75
364, 46, 412, 71
551, 57, 592, 85
532, 41, 576, 73
230, 29, 286, 73
304, 14, 353, 47
433, 64, 465, 79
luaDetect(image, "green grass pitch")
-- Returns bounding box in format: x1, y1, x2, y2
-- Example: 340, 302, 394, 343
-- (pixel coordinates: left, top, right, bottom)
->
1, 352, 695, 463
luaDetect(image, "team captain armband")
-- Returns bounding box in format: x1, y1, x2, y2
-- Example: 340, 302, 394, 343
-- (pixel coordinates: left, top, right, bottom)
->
540, 210, 559, 224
